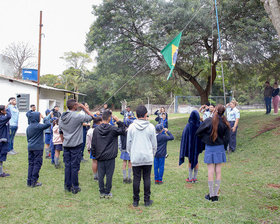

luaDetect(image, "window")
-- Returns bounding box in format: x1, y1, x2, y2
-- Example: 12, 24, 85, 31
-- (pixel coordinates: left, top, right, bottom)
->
17, 94, 30, 112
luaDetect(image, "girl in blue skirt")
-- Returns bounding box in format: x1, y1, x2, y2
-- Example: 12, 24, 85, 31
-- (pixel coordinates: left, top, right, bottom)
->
196, 104, 230, 202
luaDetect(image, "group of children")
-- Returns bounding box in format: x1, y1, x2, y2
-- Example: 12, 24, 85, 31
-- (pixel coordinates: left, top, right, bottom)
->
0, 98, 240, 205
179, 100, 240, 202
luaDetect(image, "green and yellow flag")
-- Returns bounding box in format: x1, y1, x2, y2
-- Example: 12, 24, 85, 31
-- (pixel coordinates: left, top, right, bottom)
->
161, 32, 182, 80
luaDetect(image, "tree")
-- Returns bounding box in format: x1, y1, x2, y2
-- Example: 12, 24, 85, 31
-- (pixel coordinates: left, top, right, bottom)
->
86, 0, 278, 104
2, 42, 35, 78
261, 0, 280, 38
60, 51, 92, 81
40, 74, 61, 87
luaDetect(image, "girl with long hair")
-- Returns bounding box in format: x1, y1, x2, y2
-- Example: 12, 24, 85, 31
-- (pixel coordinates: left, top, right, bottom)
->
196, 104, 230, 202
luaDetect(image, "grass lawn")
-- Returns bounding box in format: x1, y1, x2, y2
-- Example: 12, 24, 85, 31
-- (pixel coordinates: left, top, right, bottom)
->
0, 112, 279, 223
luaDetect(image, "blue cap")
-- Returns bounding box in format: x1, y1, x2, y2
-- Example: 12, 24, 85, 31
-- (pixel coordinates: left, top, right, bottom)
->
155, 124, 164, 133
45, 109, 51, 115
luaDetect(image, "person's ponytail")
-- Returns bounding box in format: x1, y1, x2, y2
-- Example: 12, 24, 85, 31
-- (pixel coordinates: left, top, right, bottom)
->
210, 104, 230, 142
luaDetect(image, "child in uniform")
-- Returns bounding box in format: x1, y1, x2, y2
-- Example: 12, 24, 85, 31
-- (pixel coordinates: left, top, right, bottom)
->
179, 110, 204, 183
0, 105, 11, 177
26, 112, 53, 187
86, 117, 102, 181
91, 110, 125, 198
119, 118, 133, 184
154, 124, 174, 184
53, 119, 63, 168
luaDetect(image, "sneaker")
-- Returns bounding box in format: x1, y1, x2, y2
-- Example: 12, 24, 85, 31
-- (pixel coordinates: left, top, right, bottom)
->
94, 176, 98, 181
205, 194, 211, 201
165, 154, 169, 158
123, 178, 127, 184
55, 164, 59, 169
127, 178, 132, 184
158, 181, 163, 185
105, 193, 113, 199
72, 187, 81, 194
155, 180, 159, 184
8, 150, 17, 155
144, 200, 153, 207
133, 201, 139, 207
100, 193, 106, 199
211, 196, 219, 202
45, 155, 51, 159
186, 178, 193, 183
193, 178, 197, 183
31, 182, 42, 188
0, 172, 10, 177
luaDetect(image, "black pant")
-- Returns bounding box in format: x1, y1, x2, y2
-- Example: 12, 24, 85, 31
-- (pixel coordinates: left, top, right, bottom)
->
97, 158, 115, 194
27, 150, 43, 185
63, 144, 82, 190
133, 165, 152, 202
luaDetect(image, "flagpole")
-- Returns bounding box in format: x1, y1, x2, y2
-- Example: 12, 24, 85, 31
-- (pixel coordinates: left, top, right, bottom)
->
181, 4, 207, 33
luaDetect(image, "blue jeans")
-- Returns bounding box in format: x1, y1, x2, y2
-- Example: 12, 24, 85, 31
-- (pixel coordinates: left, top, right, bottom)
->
63, 144, 82, 190
265, 97, 272, 114
8, 126, 18, 151
229, 121, 238, 151
154, 157, 165, 181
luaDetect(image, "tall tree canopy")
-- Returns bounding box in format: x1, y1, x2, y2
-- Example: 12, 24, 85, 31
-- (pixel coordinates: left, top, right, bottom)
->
85, 0, 279, 104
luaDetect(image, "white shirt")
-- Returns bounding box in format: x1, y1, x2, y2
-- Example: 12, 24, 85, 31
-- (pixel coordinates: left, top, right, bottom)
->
226, 107, 240, 122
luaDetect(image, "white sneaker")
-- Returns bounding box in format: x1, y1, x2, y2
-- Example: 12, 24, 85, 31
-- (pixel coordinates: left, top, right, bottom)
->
8, 150, 17, 155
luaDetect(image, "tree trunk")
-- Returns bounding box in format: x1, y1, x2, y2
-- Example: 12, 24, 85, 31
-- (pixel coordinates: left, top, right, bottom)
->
262, 0, 280, 38
200, 92, 209, 105
176, 66, 211, 105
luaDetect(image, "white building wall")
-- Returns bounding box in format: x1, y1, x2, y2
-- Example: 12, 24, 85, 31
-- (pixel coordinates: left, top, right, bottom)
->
0, 77, 37, 134
0, 77, 66, 134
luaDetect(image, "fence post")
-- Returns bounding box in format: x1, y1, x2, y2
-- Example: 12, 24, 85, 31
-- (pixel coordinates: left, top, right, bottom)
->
175, 96, 178, 113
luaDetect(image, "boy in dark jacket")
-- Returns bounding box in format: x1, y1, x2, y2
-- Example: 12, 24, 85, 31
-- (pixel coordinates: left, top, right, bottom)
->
154, 124, 174, 184
91, 110, 125, 198
0, 105, 11, 177
26, 112, 53, 187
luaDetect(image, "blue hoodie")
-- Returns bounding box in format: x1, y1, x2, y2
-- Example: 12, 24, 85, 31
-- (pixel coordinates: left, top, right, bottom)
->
155, 131, 174, 158
26, 112, 52, 151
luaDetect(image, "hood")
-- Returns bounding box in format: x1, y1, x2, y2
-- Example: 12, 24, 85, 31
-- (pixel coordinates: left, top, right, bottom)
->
133, 119, 150, 131
60, 111, 72, 125
97, 123, 112, 136
188, 110, 200, 126
29, 112, 40, 123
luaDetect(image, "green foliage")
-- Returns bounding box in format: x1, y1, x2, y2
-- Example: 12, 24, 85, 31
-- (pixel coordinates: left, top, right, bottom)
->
85, 0, 280, 105
1, 113, 280, 223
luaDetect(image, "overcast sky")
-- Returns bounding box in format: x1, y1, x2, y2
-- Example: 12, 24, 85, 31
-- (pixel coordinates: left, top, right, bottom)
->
0, 0, 102, 76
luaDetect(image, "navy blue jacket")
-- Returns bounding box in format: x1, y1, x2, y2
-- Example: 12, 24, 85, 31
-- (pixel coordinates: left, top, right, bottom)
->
155, 131, 174, 158
179, 111, 204, 169
0, 108, 11, 153
26, 110, 33, 125
26, 112, 52, 151
272, 88, 279, 97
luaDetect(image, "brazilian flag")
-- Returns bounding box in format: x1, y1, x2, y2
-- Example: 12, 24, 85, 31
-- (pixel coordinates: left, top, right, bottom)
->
161, 32, 182, 80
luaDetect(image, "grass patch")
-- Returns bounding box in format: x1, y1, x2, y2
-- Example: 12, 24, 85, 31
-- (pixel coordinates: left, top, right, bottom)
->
0, 112, 280, 223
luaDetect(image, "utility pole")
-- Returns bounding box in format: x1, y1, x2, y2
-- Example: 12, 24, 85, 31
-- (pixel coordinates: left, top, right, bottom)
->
37, 11, 43, 111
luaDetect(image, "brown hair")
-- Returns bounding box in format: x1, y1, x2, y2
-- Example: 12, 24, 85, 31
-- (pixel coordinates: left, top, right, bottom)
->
210, 104, 230, 142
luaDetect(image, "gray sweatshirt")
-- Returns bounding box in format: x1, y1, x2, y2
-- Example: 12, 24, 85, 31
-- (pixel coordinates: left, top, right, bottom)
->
59, 111, 93, 147
126, 119, 157, 166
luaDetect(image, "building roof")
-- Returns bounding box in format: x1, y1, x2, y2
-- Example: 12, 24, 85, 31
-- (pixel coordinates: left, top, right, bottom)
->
0, 74, 86, 96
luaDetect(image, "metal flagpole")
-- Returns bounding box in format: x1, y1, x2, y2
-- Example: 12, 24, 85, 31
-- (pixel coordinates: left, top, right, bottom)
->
214, 0, 226, 105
